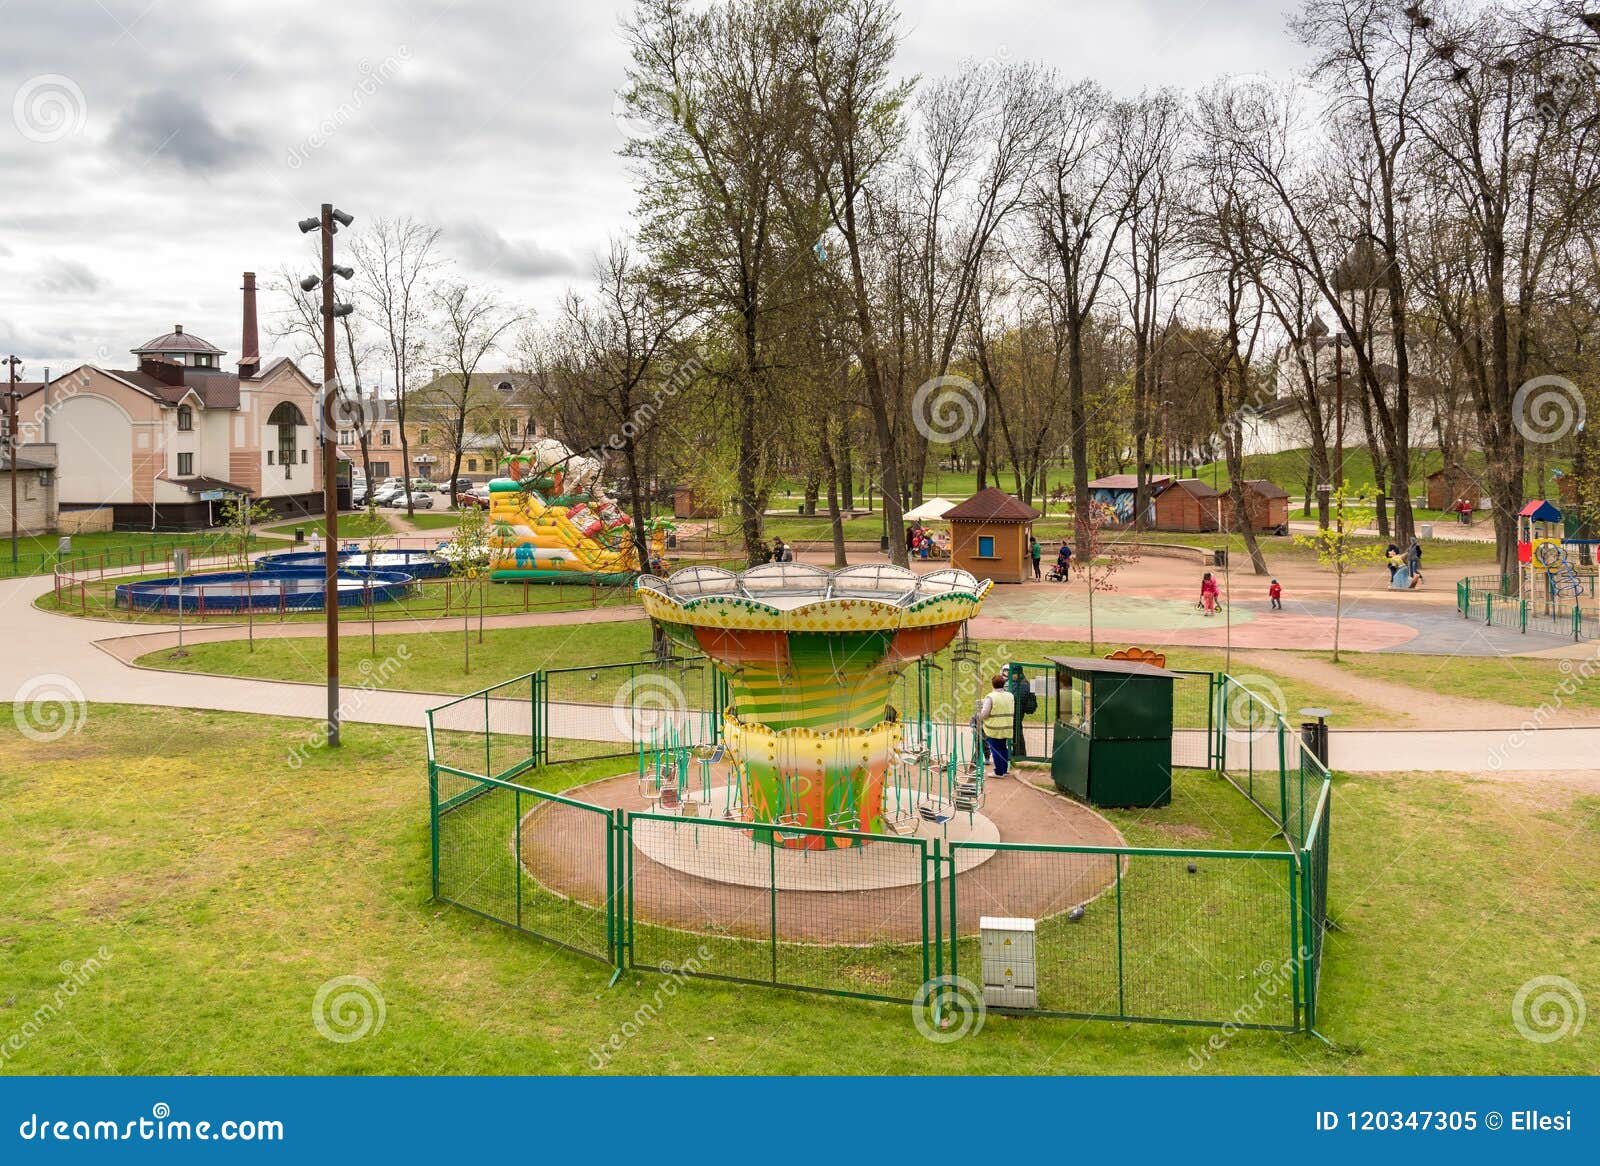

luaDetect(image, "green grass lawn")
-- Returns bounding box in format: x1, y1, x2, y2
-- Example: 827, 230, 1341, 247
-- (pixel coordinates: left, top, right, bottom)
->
138, 621, 1402, 726
402, 511, 466, 530
2, 704, 1594, 1073
139, 620, 656, 691
1325, 652, 1600, 715
265, 513, 393, 540
3, 530, 255, 579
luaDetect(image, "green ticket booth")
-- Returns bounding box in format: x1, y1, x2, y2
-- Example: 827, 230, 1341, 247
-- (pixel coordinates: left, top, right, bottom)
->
1047, 655, 1178, 808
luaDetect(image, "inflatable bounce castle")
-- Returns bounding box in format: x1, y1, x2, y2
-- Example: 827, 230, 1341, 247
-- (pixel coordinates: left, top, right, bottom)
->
486, 439, 643, 583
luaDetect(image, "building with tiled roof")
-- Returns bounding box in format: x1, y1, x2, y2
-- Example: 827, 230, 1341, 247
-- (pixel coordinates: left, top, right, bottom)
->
16, 272, 325, 529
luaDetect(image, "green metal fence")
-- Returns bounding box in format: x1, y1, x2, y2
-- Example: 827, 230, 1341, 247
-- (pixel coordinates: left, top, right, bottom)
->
1457, 572, 1599, 641
426, 667, 1333, 1033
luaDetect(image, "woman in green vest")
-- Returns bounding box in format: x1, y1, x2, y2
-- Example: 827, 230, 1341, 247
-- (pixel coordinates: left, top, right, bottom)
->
977, 674, 1014, 776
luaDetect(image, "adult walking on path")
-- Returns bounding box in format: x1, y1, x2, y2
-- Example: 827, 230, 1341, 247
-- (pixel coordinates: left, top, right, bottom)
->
1029, 535, 1042, 581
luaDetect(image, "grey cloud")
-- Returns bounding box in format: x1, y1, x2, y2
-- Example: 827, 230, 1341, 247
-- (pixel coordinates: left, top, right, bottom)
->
446, 217, 579, 280
33, 259, 102, 296
109, 90, 258, 173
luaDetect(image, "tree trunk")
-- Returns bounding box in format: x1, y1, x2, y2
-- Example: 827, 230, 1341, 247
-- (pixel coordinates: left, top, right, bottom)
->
819, 418, 847, 568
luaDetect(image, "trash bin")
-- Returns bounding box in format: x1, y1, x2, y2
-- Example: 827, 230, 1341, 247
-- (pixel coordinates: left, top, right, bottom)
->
880, 534, 890, 553
1213, 548, 1229, 568
293, 528, 305, 544
1420, 523, 1434, 539
1300, 720, 1328, 768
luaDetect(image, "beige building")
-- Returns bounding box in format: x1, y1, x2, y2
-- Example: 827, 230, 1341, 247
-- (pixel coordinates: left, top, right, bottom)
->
16, 273, 324, 529
0, 443, 59, 535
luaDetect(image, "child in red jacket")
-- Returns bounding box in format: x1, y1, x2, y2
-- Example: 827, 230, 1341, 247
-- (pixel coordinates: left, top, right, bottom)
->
1269, 579, 1282, 611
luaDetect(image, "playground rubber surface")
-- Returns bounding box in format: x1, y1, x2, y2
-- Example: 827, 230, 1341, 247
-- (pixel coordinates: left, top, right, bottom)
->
520, 769, 1124, 944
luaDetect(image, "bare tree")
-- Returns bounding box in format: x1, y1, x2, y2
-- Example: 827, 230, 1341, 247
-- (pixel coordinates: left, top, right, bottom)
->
351, 217, 445, 517
426, 284, 528, 506
1030, 78, 1133, 559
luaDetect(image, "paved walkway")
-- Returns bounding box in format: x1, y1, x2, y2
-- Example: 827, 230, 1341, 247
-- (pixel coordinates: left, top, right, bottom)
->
5, 566, 1599, 774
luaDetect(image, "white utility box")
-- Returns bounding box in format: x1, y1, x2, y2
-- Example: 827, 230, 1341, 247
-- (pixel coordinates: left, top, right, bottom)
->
979, 916, 1037, 1009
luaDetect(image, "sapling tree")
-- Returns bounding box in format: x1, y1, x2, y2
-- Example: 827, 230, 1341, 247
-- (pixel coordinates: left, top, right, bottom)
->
218, 493, 274, 652
443, 504, 492, 673
1294, 482, 1383, 663
1076, 500, 1139, 655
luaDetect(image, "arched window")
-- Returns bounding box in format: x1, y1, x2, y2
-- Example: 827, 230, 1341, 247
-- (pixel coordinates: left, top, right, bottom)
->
176, 405, 193, 431
268, 402, 306, 477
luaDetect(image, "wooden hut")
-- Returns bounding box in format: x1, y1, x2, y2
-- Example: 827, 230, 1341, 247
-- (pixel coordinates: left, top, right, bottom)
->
1088, 473, 1171, 527
1150, 479, 1221, 533
944, 486, 1039, 584
672, 484, 722, 520
1228, 479, 1290, 535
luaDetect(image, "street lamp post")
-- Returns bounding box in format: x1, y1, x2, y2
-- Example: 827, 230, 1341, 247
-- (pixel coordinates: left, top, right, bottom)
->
4, 355, 21, 568
299, 204, 356, 748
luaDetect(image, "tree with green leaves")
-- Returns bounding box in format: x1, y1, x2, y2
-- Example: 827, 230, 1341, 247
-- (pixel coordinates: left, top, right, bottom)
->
1294, 483, 1384, 662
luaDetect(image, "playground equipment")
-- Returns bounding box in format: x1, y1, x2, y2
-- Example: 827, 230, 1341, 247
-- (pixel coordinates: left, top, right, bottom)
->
486, 439, 659, 583
1518, 499, 1595, 613
636, 563, 992, 848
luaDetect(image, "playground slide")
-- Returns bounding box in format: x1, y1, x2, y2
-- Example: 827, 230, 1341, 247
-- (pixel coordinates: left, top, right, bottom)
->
486, 476, 638, 583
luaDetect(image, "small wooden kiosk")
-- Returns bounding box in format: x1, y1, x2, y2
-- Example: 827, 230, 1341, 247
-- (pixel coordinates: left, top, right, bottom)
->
1228, 480, 1290, 534
1151, 479, 1222, 533
1047, 655, 1179, 807
944, 487, 1039, 584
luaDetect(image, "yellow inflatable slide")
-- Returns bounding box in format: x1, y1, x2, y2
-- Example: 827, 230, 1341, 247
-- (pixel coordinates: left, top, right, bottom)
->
486, 440, 642, 582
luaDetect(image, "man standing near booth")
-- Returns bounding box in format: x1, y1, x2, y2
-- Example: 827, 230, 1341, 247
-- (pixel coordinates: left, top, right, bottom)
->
974, 673, 1014, 777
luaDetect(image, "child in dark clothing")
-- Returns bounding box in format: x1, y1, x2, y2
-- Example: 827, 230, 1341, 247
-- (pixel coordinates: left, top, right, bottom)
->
1269, 579, 1282, 610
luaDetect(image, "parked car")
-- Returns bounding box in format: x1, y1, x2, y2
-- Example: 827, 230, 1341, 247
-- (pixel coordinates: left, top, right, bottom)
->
453, 477, 474, 494
462, 485, 492, 510
371, 482, 405, 506
410, 492, 435, 509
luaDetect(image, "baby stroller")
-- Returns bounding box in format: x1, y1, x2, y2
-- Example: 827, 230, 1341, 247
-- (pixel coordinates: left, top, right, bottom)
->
1045, 561, 1067, 583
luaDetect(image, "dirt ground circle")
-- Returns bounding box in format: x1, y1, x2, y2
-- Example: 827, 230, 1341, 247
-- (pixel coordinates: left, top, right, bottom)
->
519, 768, 1126, 944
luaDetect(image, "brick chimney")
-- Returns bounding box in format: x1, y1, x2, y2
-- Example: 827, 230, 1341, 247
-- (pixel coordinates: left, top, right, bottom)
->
238, 271, 260, 379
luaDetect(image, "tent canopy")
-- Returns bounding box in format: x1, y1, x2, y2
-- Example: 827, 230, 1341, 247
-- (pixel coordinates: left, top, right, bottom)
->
903, 496, 959, 522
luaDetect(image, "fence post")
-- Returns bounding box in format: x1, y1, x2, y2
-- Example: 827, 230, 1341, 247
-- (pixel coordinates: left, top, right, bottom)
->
427, 750, 440, 899
484, 691, 492, 777
1485, 592, 1492, 626
1277, 718, 1289, 833
1114, 853, 1126, 1018
514, 789, 523, 928
1288, 857, 1304, 1032
1521, 599, 1528, 634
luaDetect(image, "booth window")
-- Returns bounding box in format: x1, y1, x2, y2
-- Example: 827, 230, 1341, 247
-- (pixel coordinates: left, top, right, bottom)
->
977, 535, 995, 557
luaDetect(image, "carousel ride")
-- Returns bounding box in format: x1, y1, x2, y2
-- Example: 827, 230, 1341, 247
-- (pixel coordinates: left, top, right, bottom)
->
635, 563, 995, 851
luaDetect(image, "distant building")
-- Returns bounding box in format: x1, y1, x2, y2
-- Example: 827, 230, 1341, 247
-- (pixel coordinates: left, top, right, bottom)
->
0, 443, 59, 535
407, 372, 542, 482
17, 273, 324, 529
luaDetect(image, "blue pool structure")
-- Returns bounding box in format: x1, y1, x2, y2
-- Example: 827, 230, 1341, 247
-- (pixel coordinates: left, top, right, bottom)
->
113, 548, 446, 613
256, 548, 451, 579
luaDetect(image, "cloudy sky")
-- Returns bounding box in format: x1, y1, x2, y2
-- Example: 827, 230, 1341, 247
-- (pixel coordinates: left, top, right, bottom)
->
1, 0, 1308, 378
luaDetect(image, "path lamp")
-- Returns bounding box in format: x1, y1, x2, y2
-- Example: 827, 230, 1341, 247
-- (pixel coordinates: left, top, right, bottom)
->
299, 204, 356, 747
